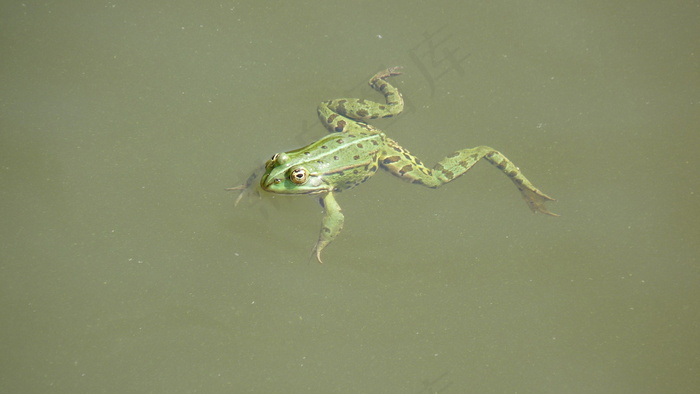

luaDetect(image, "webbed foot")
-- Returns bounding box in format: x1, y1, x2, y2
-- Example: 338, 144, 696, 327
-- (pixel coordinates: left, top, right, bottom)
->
310, 243, 325, 264
226, 168, 262, 206
372, 66, 403, 81
519, 188, 559, 217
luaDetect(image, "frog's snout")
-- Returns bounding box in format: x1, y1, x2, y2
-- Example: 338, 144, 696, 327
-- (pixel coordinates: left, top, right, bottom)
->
260, 173, 283, 191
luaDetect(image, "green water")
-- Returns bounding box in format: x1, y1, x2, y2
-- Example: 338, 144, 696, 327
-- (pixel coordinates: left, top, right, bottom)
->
2, 1, 699, 392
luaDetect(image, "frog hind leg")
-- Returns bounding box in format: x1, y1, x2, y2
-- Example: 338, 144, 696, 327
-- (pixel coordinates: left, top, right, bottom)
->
317, 67, 404, 134
310, 192, 345, 264
380, 140, 558, 216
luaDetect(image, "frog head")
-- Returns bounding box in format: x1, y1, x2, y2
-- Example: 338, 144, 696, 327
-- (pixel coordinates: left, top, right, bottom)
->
260, 153, 328, 195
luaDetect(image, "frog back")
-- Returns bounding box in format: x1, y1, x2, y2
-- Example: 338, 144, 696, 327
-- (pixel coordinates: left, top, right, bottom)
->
293, 131, 385, 192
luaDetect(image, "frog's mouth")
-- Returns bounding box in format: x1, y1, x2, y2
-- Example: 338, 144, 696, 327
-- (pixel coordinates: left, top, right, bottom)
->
260, 172, 330, 195
259, 173, 278, 191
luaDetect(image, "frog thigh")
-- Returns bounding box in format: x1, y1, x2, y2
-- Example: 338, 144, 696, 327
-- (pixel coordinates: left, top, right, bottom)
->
379, 137, 442, 187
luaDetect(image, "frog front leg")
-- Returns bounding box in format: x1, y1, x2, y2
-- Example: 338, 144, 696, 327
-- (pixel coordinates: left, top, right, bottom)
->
381, 139, 558, 216
226, 165, 265, 206
311, 192, 344, 263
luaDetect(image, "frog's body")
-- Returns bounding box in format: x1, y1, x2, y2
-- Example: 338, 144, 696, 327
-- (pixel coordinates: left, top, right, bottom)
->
232, 67, 557, 263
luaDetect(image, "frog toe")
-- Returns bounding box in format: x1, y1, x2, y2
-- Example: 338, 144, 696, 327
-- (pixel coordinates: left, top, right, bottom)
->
521, 189, 559, 217
373, 66, 403, 80
310, 245, 325, 264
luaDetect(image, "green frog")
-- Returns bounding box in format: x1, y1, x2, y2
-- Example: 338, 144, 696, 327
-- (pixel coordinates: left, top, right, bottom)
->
230, 67, 557, 263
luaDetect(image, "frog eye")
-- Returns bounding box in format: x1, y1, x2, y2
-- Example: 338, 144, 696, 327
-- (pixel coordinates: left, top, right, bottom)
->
267, 153, 289, 166
289, 167, 308, 185
276, 153, 289, 164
